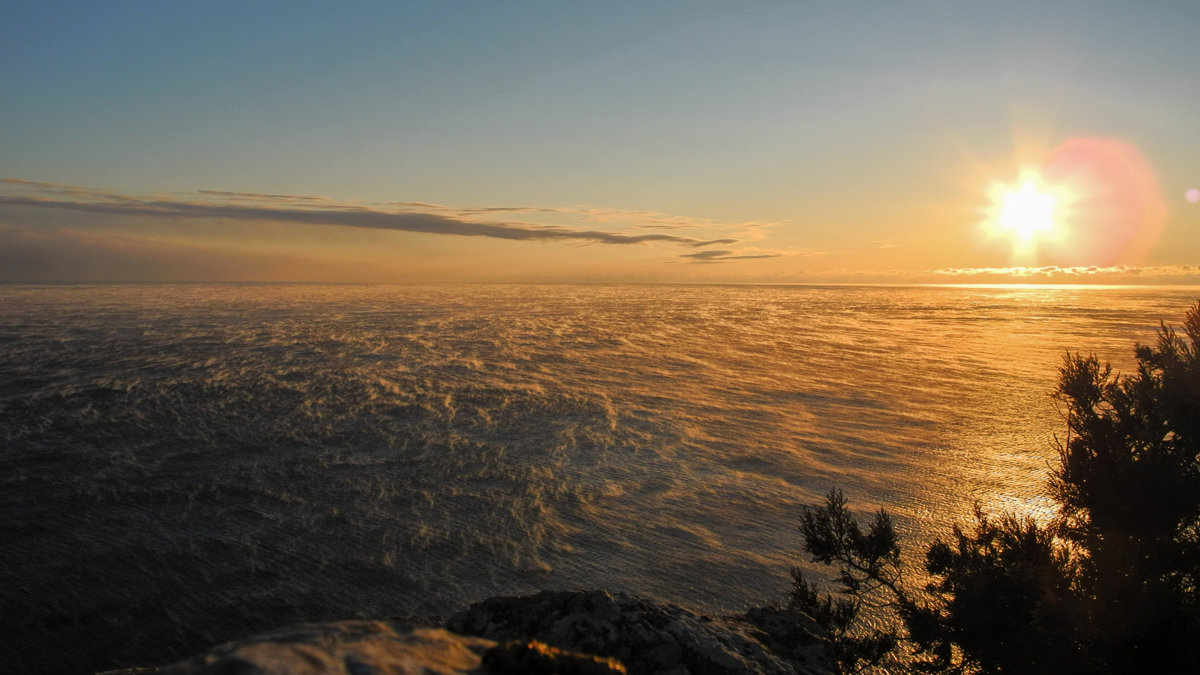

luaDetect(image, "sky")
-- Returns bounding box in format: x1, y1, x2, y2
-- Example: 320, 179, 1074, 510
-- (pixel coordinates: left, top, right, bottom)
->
2, 1, 1198, 284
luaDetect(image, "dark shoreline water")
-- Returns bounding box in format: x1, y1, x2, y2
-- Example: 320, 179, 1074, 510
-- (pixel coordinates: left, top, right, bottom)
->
2, 283, 1195, 673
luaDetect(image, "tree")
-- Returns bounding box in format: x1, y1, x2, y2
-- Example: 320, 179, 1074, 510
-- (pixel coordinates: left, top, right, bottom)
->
790, 302, 1200, 673
789, 488, 905, 672
1048, 305, 1200, 670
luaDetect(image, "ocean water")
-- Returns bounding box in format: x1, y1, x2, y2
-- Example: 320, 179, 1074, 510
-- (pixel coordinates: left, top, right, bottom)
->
1, 283, 1196, 673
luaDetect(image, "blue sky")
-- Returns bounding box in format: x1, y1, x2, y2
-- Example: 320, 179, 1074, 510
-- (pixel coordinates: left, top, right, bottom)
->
2, 1, 1198, 282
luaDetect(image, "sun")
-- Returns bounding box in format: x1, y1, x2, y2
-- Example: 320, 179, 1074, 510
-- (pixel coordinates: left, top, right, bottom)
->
985, 172, 1068, 260
997, 181, 1056, 241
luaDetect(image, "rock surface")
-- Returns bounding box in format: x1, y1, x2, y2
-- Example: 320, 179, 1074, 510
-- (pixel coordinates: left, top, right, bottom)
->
137, 622, 497, 674
97, 622, 630, 675
98, 591, 832, 675
448, 590, 832, 675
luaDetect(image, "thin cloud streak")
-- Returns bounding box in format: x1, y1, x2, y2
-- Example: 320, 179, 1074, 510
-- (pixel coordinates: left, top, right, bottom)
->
678, 249, 783, 263
0, 180, 741, 249
1, 177, 144, 202
195, 189, 337, 204
688, 238, 739, 248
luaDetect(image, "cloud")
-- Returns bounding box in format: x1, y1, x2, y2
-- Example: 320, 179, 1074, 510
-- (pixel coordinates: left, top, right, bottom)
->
678, 249, 783, 263
932, 265, 1172, 278
377, 200, 769, 232
910, 265, 1200, 284
195, 189, 338, 205
1, 177, 144, 202
672, 264, 1200, 285
0, 179, 740, 249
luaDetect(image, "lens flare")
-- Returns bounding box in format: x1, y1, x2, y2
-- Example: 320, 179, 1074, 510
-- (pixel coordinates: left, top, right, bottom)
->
1039, 137, 1164, 266
982, 138, 1164, 267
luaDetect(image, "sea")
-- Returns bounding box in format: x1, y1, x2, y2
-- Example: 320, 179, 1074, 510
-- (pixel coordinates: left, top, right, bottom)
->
2, 283, 1196, 673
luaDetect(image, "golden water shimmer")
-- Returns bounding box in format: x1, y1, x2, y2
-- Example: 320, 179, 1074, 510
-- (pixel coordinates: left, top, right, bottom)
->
0, 283, 1193, 670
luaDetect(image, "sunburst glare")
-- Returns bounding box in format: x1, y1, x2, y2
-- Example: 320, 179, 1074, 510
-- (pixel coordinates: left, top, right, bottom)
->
997, 181, 1056, 241
985, 172, 1070, 261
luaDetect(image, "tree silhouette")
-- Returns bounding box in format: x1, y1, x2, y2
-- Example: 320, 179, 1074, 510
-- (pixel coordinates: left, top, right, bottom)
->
1049, 305, 1200, 670
790, 302, 1200, 673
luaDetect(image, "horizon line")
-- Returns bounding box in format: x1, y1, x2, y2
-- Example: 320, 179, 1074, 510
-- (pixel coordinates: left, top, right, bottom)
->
5, 279, 1200, 291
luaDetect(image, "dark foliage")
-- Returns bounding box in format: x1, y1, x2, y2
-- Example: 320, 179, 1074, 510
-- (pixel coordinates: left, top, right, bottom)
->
1048, 305, 1200, 670
788, 489, 903, 672
915, 508, 1086, 673
790, 302, 1200, 673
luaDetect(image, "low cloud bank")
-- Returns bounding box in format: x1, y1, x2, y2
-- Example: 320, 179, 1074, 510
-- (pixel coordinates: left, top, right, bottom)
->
931, 265, 1200, 284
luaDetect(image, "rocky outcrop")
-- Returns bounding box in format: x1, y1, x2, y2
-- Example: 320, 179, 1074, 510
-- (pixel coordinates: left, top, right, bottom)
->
104, 621, 625, 675
132, 622, 495, 674
98, 591, 832, 675
448, 590, 832, 675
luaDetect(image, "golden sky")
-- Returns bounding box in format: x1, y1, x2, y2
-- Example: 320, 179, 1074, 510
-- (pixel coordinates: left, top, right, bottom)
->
2, 2, 1198, 283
